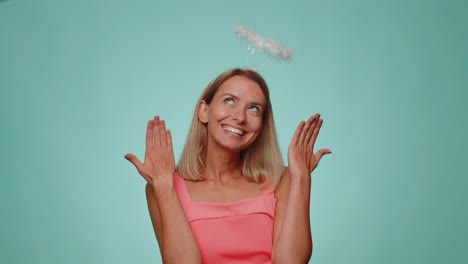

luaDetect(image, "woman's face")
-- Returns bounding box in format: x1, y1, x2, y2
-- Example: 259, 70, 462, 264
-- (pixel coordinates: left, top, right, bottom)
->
199, 75, 266, 152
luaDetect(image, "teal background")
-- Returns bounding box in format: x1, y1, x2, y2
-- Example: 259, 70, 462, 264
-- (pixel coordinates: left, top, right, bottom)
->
1, 0, 467, 263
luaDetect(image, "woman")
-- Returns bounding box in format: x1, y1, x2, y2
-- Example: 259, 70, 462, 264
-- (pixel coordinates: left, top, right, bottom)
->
124, 68, 331, 263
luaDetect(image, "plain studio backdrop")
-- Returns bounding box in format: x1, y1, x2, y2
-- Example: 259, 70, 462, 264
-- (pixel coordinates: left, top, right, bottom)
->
1, 0, 467, 263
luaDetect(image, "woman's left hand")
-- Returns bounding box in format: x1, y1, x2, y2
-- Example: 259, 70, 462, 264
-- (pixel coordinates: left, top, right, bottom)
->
287, 113, 331, 177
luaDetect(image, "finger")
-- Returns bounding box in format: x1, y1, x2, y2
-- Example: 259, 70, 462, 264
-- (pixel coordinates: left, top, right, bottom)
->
291, 121, 305, 146
304, 115, 320, 146
305, 117, 321, 149
124, 153, 143, 170
299, 115, 317, 144
159, 120, 167, 147
145, 120, 154, 160
153, 116, 161, 148
314, 148, 332, 165
308, 118, 323, 150
166, 129, 173, 152
125, 154, 153, 183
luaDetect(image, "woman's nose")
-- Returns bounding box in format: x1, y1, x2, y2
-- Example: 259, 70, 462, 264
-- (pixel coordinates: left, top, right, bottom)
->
232, 108, 246, 123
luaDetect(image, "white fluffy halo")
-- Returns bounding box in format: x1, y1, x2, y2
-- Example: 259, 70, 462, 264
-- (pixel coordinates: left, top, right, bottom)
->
232, 24, 293, 61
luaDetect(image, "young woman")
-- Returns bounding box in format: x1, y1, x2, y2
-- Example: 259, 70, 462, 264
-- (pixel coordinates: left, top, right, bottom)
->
124, 68, 331, 263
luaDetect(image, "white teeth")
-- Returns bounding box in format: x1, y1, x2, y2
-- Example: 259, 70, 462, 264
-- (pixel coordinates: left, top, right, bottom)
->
223, 126, 244, 136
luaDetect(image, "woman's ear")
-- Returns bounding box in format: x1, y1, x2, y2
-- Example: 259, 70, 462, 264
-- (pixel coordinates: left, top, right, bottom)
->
197, 100, 209, 124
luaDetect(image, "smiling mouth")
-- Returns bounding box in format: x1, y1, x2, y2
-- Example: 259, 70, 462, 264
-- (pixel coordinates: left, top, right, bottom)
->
222, 125, 246, 136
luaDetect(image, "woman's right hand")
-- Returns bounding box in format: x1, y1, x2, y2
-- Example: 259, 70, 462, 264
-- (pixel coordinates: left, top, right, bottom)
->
124, 116, 175, 190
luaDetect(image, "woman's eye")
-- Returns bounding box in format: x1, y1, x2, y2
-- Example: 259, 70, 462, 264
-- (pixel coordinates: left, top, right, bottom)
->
224, 98, 234, 104
249, 106, 260, 112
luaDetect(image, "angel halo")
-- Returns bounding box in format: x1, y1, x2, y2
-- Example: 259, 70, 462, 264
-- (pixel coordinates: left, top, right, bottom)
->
232, 24, 293, 62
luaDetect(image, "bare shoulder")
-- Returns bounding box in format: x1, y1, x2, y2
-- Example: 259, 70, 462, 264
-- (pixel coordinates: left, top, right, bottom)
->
274, 166, 291, 201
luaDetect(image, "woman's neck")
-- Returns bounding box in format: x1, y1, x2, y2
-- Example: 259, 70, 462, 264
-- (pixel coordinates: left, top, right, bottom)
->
203, 142, 243, 184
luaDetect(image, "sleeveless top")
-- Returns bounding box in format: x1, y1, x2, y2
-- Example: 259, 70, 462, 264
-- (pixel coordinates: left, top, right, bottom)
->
173, 171, 277, 264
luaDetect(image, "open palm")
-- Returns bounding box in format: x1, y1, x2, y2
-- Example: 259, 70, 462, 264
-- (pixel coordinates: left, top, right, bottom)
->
124, 116, 175, 187
288, 113, 331, 177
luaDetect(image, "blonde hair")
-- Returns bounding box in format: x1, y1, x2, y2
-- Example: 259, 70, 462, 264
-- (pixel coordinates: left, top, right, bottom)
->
177, 68, 284, 189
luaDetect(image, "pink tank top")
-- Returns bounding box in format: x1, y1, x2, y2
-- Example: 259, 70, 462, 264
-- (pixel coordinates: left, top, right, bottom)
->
173, 172, 276, 264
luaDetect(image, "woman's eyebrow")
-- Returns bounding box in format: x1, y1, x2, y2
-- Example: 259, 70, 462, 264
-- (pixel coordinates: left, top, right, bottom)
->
222, 93, 239, 100
222, 93, 265, 107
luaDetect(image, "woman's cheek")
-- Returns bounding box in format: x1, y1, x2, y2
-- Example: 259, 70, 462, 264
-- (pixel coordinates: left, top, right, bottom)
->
216, 108, 231, 119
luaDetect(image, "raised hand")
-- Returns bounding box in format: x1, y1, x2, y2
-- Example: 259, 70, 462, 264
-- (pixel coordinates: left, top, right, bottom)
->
124, 116, 176, 188
287, 113, 331, 177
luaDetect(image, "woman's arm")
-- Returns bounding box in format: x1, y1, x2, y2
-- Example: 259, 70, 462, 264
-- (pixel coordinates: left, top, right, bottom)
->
146, 182, 201, 264
146, 184, 163, 250
272, 168, 312, 264
125, 116, 201, 264
272, 114, 331, 264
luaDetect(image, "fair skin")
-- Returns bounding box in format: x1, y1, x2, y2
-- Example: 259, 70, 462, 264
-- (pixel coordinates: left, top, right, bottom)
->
125, 117, 201, 263
125, 75, 331, 263
271, 114, 330, 263
194, 76, 266, 189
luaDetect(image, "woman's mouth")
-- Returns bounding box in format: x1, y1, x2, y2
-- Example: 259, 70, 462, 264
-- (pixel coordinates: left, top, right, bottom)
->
221, 125, 246, 137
